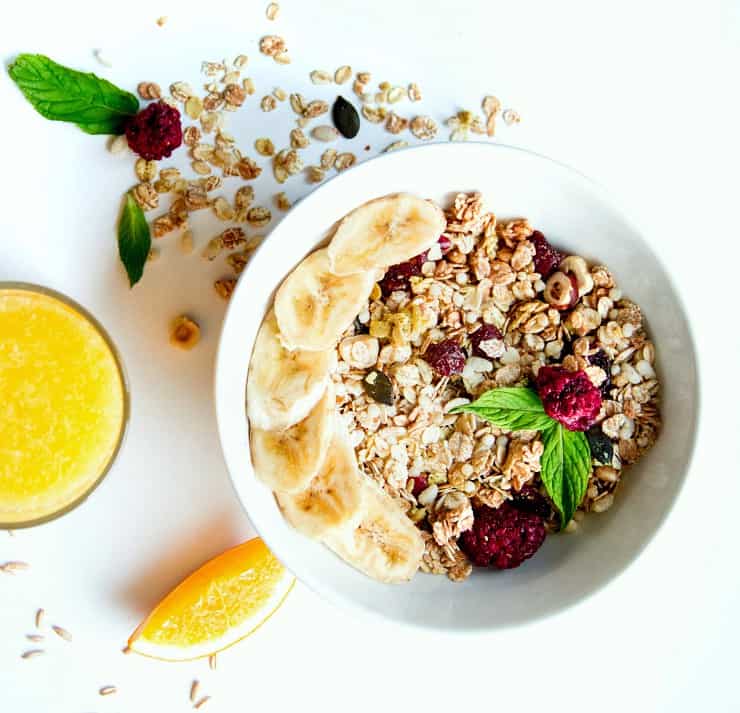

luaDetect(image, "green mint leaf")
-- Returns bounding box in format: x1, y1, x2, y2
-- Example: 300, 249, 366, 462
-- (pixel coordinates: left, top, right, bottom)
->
8, 54, 139, 135
540, 423, 591, 528
118, 193, 150, 287
449, 387, 554, 432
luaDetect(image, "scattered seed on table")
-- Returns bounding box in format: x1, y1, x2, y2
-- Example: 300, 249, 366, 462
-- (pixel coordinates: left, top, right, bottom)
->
35, 609, 45, 629
52, 625, 72, 642
208, 654, 217, 670
1, 561, 29, 574
21, 650, 44, 659
194, 695, 211, 709
26, 634, 44, 643
190, 680, 200, 702
99, 686, 117, 696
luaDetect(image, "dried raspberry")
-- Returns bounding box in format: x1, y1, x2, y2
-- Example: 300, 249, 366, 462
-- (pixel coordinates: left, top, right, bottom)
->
530, 230, 564, 278
459, 503, 546, 569
410, 475, 428, 497
588, 350, 612, 398
424, 339, 466, 376
470, 324, 503, 359
438, 235, 452, 253
510, 485, 552, 520
124, 101, 183, 160
535, 365, 602, 431
378, 252, 426, 294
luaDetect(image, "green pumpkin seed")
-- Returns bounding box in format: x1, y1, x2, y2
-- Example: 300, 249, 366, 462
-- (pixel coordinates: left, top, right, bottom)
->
362, 370, 393, 405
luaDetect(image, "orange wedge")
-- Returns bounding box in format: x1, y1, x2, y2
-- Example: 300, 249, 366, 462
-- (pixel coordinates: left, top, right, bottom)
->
128, 537, 294, 661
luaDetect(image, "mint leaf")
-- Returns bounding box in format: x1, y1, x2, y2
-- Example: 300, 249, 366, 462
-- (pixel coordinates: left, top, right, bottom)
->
118, 193, 150, 287
449, 387, 554, 431
8, 54, 139, 135
540, 423, 591, 528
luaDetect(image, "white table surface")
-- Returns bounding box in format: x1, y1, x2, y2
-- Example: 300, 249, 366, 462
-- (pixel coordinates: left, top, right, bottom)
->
1, 1, 739, 711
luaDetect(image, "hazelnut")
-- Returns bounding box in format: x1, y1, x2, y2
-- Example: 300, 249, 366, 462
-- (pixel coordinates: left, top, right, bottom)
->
170, 315, 200, 350
559, 256, 594, 297
543, 271, 578, 310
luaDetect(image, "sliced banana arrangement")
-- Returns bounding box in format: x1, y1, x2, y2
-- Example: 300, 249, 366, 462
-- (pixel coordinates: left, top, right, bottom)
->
246, 193, 445, 583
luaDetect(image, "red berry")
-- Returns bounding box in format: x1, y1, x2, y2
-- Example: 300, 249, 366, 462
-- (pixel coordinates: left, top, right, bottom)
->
438, 235, 452, 253
510, 485, 552, 519
470, 324, 503, 359
535, 366, 602, 431
459, 503, 546, 569
379, 252, 427, 294
124, 101, 183, 160
410, 475, 428, 496
530, 230, 564, 278
424, 339, 466, 376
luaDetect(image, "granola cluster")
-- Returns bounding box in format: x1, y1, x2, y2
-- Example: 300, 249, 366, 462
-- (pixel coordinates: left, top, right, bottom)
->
332, 192, 661, 581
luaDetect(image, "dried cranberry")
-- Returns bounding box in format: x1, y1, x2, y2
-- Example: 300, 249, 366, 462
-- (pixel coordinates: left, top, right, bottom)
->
510, 485, 552, 520
588, 350, 612, 398
410, 475, 428, 497
124, 101, 182, 160
530, 230, 564, 278
470, 324, 503, 359
459, 503, 546, 569
535, 366, 602, 431
424, 339, 466, 376
438, 235, 452, 253
378, 252, 427, 294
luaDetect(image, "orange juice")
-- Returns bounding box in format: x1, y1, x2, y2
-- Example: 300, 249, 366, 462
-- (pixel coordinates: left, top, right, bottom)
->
0, 285, 127, 527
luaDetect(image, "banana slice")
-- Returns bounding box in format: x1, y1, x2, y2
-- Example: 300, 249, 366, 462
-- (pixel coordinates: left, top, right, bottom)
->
247, 310, 336, 430
324, 479, 425, 584
250, 384, 335, 494
327, 193, 446, 276
274, 248, 376, 352
276, 421, 364, 539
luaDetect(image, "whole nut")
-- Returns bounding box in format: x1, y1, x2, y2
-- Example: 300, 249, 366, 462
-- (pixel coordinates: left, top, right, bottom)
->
544, 271, 578, 310
559, 255, 594, 297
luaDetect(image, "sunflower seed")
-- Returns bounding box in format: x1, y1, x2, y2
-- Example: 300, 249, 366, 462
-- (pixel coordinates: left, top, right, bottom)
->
310, 70, 332, 85
332, 96, 360, 138
311, 125, 340, 142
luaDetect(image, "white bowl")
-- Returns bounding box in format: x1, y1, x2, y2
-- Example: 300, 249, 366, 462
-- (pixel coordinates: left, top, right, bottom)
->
215, 143, 699, 631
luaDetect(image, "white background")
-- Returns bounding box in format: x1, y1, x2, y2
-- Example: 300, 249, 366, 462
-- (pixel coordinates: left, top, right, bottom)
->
1, 1, 739, 711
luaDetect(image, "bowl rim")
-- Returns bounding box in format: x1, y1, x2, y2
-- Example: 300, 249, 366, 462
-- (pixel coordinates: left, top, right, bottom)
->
214, 141, 701, 632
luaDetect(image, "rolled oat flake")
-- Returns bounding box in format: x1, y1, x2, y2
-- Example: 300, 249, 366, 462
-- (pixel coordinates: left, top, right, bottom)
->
332, 96, 360, 139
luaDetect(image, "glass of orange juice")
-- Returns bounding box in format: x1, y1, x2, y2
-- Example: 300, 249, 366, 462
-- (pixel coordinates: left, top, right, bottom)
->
0, 283, 129, 528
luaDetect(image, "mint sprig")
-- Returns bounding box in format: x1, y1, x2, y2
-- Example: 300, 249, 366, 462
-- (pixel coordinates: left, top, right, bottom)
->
118, 193, 151, 287
452, 386, 592, 528
8, 54, 139, 135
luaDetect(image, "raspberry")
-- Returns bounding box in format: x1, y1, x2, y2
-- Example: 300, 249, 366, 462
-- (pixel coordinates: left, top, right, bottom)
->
424, 339, 466, 376
510, 485, 552, 519
535, 365, 602, 431
588, 350, 612, 398
470, 324, 503, 359
378, 252, 427, 294
530, 230, 564, 278
459, 503, 546, 569
124, 101, 183, 160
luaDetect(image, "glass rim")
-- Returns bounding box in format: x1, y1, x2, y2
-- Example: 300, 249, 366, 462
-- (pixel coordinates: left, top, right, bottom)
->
0, 282, 131, 529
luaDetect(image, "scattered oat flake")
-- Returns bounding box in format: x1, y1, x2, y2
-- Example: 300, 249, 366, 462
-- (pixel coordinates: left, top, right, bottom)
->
335, 66, 352, 84
21, 650, 44, 659
408, 83, 422, 102
107, 134, 128, 155
410, 115, 438, 140
137, 81, 161, 100
310, 70, 332, 85
266, 2, 280, 20
260, 95, 277, 112
274, 51, 291, 65
384, 140, 408, 152
503, 108, 521, 126
335, 152, 356, 171
387, 86, 406, 104
99, 686, 117, 696
179, 230, 194, 255
52, 625, 72, 642
156, 16, 167, 26
214, 278, 237, 300
243, 77, 256, 95
306, 166, 325, 183
320, 148, 337, 169
290, 128, 309, 149
260, 35, 286, 57
194, 695, 211, 709
1, 561, 29, 573
35, 609, 45, 629
255, 138, 275, 156
93, 49, 112, 67
273, 87, 288, 101
361, 105, 385, 123
275, 192, 291, 211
